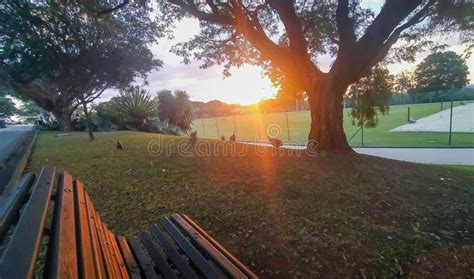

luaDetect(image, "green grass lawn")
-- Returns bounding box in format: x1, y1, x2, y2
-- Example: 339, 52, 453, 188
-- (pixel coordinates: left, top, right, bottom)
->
28, 131, 474, 277
192, 102, 474, 147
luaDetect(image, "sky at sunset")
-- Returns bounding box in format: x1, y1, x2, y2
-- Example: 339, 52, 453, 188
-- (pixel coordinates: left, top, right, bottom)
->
100, 1, 474, 105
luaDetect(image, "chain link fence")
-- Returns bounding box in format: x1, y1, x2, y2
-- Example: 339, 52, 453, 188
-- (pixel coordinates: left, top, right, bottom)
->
193, 100, 474, 147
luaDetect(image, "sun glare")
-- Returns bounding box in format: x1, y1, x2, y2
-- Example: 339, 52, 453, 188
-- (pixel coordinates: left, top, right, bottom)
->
187, 65, 278, 106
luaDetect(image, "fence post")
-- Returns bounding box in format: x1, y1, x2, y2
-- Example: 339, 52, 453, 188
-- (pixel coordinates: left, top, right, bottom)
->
449, 97, 453, 146
201, 119, 206, 136
215, 118, 220, 138
286, 111, 291, 141
256, 113, 261, 141
233, 115, 237, 136
407, 107, 411, 122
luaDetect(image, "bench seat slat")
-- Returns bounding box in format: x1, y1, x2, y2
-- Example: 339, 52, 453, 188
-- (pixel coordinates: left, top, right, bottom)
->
84, 190, 107, 279
108, 230, 130, 279
127, 237, 160, 279
180, 214, 255, 277
0, 166, 55, 279
160, 218, 222, 279
149, 224, 198, 279
0, 172, 35, 240
89, 200, 119, 278
75, 180, 98, 279
139, 231, 177, 279
103, 224, 129, 279
46, 172, 78, 279
102, 224, 126, 278
173, 214, 255, 278
117, 236, 142, 279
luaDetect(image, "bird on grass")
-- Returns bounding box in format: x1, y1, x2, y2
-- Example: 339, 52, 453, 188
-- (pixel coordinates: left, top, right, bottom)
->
268, 136, 282, 148
188, 131, 197, 145
230, 132, 236, 142
116, 140, 124, 149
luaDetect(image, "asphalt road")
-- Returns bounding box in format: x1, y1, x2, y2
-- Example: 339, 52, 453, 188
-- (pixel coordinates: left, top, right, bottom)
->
0, 125, 33, 193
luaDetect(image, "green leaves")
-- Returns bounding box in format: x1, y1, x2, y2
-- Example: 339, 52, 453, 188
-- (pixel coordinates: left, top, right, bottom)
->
348, 67, 392, 128
414, 51, 470, 92
114, 86, 159, 130
0, 0, 161, 129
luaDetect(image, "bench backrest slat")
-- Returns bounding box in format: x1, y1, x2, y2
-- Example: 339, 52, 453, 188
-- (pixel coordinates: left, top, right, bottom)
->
117, 236, 142, 279
159, 217, 222, 279
127, 237, 160, 279
74, 180, 98, 279
0, 166, 55, 279
0, 172, 35, 240
171, 214, 249, 278
46, 172, 78, 278
84, 193, 108, 278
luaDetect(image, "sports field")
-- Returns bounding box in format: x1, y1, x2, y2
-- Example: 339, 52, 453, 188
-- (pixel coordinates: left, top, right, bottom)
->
192, 102, 474, 147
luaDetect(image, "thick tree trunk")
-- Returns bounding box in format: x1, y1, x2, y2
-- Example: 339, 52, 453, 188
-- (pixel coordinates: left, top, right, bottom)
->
52, 110, 72, 132
82, 101, 95, 141
307, 78, 352, 152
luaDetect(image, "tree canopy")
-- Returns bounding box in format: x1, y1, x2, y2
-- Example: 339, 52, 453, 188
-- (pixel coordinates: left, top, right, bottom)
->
158, 0, 472, 150
414, 51, 470, 92
0, 0, 161, 131
157, 89, 193, 133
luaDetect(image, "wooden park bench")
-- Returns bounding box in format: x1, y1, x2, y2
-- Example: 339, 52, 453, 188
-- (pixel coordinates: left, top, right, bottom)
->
0, 166, 257, 279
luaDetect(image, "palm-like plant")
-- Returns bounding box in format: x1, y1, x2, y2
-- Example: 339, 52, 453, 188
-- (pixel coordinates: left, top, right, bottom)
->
115, 86, 158, 130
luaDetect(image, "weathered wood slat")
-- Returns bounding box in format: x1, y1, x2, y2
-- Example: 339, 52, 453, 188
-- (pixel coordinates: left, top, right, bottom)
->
102, 224, 125, 278
90, 201, 118, 278
0, 172, 35, 240
173, 214, 254, 278
127, 237, 160, 279
0, 166, 55, 279
46, 171, 78, 279
179, 214, 256, 278
139, 231, 177, 279
84, 191, 107, 279
149, 224, 198, 279
117, 236, 142, 279
160, 218, 221, 279
108, 230, 130, 279
74, 180, 98, 279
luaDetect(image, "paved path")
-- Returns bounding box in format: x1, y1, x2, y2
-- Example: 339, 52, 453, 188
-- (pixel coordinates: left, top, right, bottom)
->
391, 103, 474, 132
354, 147, 474, 165
0, 125, 33, 192
240, 142, 474, 165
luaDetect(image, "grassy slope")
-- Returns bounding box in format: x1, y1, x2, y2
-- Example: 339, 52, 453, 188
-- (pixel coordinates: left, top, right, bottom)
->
28, 131, 474, 277
193, 102, 474, 147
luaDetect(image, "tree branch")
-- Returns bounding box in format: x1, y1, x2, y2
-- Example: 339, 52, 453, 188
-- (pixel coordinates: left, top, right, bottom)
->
169, 0, 234, 25
96, 0, 130, 16
336, 0, 356, 51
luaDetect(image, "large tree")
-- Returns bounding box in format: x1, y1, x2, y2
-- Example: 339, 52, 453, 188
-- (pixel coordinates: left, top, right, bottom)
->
0, 1, 161, 133
414, 51, 470, 93
159, 0, 472, 151
157, 89, 193, 133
